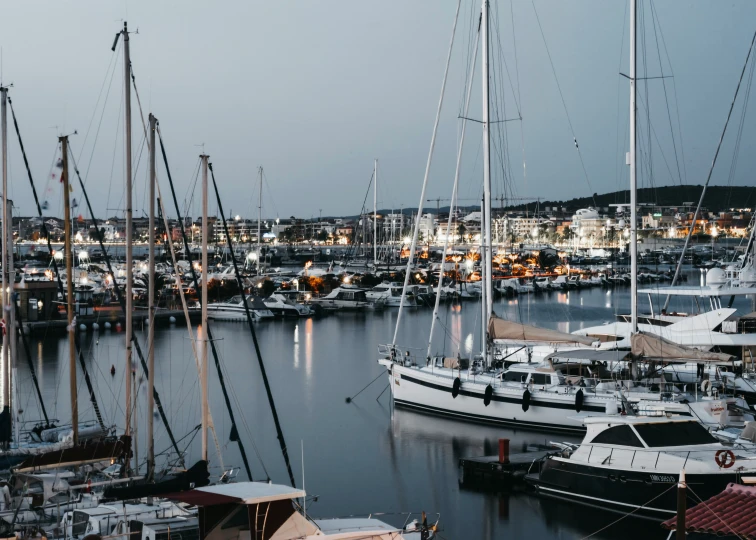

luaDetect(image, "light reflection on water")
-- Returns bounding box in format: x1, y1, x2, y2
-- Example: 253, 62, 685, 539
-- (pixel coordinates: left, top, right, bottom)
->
22, 275, 729, 539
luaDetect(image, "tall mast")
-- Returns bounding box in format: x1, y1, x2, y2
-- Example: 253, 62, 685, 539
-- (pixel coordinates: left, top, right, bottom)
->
482, 0, 493, 323
629, 0, 638, 333
61, 135, 78, 446
0, 87, 8, 418
122, 22, 134, 439
374, 159, 378, 267
257, 166, 262, 273
200, 154, 209, 462
481, 0, 493, 360
146, 114, 156, 481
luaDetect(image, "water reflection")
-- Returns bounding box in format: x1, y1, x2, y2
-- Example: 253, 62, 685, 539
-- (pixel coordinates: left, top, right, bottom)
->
293, 324, 299, 369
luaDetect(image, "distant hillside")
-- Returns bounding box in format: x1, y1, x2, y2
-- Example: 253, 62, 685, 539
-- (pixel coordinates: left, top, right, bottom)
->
503, 185, 756, 213
336, 185, 756, 220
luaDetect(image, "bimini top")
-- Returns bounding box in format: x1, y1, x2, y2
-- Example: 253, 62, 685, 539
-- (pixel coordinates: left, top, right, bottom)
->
168, 482, 305, 507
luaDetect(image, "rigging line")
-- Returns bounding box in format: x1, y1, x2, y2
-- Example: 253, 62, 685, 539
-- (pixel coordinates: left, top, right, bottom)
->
530, 0, 595, 205
6, 96, 61, 426
106, 78, 124, 220
649, 0, 683, 186
650, 0, 686, 185
429, 12, 479, 359
213, 162, 294, 485
217, 350, 271, 480
725, 49, 755, 194
614, 4, 628, 190
490, 2, 521, 116
634, 92, 679, 185
156, 129, 255, 483
665, 28, 756, 308
67, 143, 184, 464
157, 174, 226, 472
509, 0, 528, 195
393, 0, 462, 346
79, 38, 122, 176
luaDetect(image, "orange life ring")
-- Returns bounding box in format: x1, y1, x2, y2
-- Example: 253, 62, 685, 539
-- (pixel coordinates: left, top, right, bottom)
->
715, 449, 736, 469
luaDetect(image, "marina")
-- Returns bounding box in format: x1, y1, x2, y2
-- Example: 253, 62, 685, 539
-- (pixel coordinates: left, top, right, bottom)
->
0, 0, 753, 539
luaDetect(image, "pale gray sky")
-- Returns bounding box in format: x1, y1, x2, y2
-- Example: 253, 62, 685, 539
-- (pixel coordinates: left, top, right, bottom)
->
1, 1, 754, 220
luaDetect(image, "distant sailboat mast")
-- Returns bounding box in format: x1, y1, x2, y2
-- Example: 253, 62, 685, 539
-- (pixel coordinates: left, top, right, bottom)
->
146, 113, 157, 481
257, 166, 262, 273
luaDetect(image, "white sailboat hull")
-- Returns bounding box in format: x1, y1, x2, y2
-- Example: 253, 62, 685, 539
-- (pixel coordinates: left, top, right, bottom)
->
379, 360, 615, 432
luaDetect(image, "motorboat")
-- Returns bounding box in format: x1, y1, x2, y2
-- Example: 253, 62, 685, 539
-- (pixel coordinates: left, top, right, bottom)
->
527, 415, 756, 518
308, 287, 377, 311
263, 293, 313, 317
206, 295, 275, 322
366, 283, 418, 307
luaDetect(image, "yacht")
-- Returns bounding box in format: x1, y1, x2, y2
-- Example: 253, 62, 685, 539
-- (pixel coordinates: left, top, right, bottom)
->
206, 295, 275, 321
263, 293, 313, 317
367, 283, 418, 307
527, 415, 756, 517
308, 287, 379, 312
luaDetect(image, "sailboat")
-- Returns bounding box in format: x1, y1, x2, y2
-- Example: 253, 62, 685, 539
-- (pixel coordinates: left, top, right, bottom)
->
376, 0, 755, 432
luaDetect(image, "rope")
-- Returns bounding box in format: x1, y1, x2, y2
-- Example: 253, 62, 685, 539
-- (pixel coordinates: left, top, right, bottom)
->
578, 482, 677, 539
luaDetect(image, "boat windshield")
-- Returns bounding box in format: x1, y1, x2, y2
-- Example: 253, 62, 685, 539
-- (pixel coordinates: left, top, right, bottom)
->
633, 421, 717, 447
228, 295, 242, 303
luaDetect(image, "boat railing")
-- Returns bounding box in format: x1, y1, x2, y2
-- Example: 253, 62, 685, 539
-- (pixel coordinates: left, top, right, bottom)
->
579, 443, 744, 471
308, 510, 441, 533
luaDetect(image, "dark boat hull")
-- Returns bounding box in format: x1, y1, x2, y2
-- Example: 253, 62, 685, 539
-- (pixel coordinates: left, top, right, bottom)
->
528, 458, 740, 519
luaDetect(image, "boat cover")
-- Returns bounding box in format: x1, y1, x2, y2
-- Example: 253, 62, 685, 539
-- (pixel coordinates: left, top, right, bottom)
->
487, 317, 596, 345
630, 332, 733, 363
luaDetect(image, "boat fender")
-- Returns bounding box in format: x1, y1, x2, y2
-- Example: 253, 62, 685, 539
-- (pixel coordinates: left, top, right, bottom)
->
484, 385, 493, 407
575, 389, 584, 413
452, 377, 461, 398
86, 479, 92, 494
701, 379, 712, 395
522, 389, 531, 412
715, 449, 736, 469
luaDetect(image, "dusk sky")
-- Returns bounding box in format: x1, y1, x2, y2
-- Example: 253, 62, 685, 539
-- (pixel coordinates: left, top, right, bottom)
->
0, 1, 754, 221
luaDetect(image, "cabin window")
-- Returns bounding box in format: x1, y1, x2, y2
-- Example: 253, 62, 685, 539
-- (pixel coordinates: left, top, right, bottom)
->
72, 511, 89, 537
503, 371, 526, 383
529, 373, 550, 385
589, 425, 643, 447
633, 422, 717, 447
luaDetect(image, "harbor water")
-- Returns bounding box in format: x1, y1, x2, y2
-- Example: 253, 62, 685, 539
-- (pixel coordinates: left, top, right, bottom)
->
18, 274, 738, 539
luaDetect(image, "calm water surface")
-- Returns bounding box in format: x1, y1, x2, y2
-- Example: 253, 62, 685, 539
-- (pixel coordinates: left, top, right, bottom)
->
18, 274, 742, 539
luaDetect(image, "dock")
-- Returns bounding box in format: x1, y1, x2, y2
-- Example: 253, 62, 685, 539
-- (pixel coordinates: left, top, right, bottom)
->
459, 439, 554, 491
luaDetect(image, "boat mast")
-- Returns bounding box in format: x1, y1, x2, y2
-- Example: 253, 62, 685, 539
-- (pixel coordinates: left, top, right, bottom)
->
200, 154, 209, 462
481, 0, 493, 359
257, 166, 262, 273
629, 0, 638, 333
374, 159, 378, 267
122, 22, 134, 440
146, 113, 156, 482
61, 135, 78, 446
0, 87, 8, 422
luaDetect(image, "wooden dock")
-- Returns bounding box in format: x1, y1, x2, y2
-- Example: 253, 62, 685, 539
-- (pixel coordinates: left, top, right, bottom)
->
21, 309, 200, 337
459, 441, 555, 491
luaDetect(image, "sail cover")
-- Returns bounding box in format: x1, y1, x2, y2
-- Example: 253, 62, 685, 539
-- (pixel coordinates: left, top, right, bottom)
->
487, 317, 596, 345
630, 332, 734, 363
